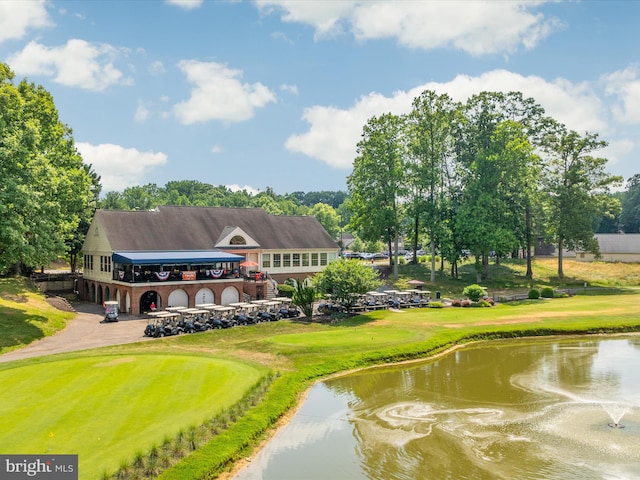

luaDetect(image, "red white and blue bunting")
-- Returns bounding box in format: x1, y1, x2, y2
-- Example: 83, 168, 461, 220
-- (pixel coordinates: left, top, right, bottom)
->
154, 271, 170, 281
207, 269, 224, 278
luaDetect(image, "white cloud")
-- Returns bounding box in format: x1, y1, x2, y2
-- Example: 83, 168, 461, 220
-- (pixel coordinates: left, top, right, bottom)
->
7, 39, 132, 91
285, 90, 416, 169
165, 0, 204, 10
601, 66, 640, 124
255, 0, 562, 55
280, 83, 299, 94
148, 60, 166, 75
600, 138, 635, 171
255, 0, 355, 38
226, 184, 261, 196
77, 143, 168, 192
211, 145, 223, 154
0, 0, 50, 44
285, 69, 610, 170
173, 60, 276, 124
135, 101, 150, 123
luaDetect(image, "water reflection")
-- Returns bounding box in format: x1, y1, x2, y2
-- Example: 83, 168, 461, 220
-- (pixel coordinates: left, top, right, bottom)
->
235, 336, 640, 480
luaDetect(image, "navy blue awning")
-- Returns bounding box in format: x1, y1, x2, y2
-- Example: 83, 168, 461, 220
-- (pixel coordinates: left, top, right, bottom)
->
112, 250, 245, 265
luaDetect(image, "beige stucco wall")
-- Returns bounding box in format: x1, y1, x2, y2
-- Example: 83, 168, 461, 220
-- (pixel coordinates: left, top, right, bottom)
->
82, 216, 114, 282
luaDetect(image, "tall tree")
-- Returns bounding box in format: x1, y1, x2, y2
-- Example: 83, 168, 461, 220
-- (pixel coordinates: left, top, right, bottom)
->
541, 127, 623, 277
405, 90, 456, 281
620, 174, 640, 233
347, 113, 405, 277
454, 91, 548, 279
0, 63, 95, 273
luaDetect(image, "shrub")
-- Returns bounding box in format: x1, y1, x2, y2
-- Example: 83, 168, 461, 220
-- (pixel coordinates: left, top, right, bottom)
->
463, 284, 486, 302
428, 301, 444, 308
277, 283, 295, 297
461, 299, 471, 307
541, 287, 554, 298
528, 289, 540, 299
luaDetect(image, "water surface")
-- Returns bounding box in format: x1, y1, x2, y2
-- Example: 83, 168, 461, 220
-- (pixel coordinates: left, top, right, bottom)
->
235, 336, 640, 480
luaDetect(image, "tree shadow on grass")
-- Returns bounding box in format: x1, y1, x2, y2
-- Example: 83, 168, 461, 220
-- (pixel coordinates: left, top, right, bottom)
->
0, 306, 48, 351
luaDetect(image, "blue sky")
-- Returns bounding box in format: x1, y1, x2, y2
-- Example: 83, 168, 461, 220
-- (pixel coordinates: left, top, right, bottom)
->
1, 0, 639, 195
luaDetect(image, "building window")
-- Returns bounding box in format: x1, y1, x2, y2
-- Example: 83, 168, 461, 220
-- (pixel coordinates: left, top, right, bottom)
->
311, 253, 318, 266
302, 253, 309, 267
273, 253, 281, 268
100, 256, 112, 272
84, 254, 94, 271
283, 253, 291, 267
292, 253, 300, 267
262, 253, 271, 269
230, 235, 246, 245
320, 253, 328, 266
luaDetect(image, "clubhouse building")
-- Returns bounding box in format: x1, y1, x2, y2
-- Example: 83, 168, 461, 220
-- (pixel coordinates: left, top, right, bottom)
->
80, 206, 339, 315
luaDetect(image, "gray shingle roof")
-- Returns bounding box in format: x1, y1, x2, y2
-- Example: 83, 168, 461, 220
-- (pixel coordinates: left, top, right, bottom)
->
95, 206, 338, 251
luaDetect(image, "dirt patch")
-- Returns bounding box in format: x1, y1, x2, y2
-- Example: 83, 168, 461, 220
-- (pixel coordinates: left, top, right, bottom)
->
45, 296, 76, 312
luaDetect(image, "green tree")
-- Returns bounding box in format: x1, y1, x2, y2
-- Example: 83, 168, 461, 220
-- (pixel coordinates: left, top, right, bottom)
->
310, 202, 340, 239
620, 174, 640, 233
347, 113, 405, 277
454, 92, 548, 280
541, 127, 623, 277
313, 259, 381, 309
406, 90, 456, 280
0, 63, 95, 272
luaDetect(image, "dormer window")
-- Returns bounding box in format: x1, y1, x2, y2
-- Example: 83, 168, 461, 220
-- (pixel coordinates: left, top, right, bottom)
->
230, 235, 246, 245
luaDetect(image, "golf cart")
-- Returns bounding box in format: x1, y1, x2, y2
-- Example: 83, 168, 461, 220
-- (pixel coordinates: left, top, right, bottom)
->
102, 301, 119, 323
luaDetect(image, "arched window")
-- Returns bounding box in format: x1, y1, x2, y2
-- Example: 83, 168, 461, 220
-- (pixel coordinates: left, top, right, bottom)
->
230, 235, 246, 245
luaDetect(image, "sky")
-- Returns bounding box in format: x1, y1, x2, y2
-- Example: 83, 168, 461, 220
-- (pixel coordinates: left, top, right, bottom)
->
1, 0, 639, 196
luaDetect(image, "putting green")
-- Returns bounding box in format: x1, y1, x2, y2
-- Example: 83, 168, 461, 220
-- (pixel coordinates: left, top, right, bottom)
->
0, 353, 266, 479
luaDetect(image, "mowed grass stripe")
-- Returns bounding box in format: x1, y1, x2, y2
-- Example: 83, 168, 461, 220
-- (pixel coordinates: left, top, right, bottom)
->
0, 353, 267, 479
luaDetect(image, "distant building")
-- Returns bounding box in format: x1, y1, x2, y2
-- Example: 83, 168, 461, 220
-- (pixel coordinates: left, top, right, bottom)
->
80, 206, 339, 315
576, 233, 640, 263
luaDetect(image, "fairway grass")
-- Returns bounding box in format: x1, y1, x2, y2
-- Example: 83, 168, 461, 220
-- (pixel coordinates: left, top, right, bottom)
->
0, 353, 268, 479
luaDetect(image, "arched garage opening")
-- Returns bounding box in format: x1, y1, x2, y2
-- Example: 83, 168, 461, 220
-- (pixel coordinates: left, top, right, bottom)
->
195, 288, 214, 305
167, 289, 188, 308
220, 286, 239, 305
140, 290, 160, 313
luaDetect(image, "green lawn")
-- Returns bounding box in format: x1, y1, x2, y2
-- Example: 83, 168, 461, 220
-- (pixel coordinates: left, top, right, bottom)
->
0, 353, 268, 479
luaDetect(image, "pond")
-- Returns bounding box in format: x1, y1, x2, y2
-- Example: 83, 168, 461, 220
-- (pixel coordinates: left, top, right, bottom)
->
234, 336, 640, 480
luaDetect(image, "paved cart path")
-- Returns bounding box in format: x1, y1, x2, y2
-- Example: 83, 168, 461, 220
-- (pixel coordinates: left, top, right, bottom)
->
0, 303, 153, 364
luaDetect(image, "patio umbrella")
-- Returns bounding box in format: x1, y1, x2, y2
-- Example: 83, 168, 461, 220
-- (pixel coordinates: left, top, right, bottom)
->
240, 260, 259, 268
407, 279, 425, 290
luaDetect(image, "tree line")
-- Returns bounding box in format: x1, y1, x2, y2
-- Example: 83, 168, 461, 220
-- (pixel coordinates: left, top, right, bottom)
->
3, 60, 640, 279
346, 90, 625, 281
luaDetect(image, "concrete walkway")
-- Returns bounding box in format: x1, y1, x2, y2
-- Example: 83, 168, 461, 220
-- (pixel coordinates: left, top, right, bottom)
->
0, 302, 153, 363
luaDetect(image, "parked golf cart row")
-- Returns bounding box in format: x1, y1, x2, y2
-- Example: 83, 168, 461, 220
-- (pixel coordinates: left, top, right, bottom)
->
317, 289, 431, 314
143, 297, 300, 338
